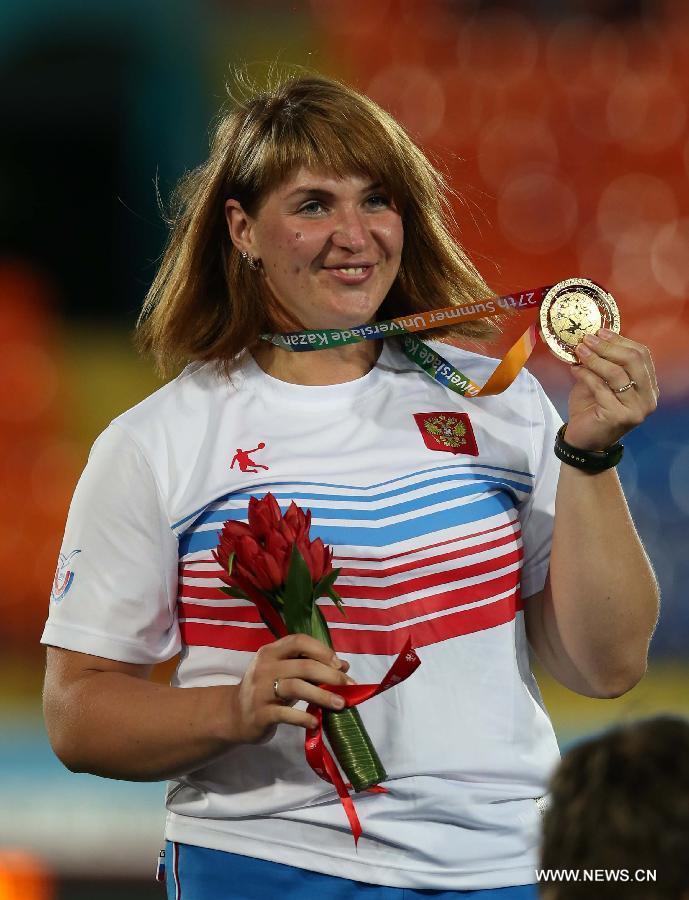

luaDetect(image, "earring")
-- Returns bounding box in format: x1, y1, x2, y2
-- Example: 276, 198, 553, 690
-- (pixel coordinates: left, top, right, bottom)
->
240, 250, 261, 271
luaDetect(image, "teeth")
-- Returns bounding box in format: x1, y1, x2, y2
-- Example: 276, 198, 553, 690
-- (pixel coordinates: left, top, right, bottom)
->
337, 267, 365, 275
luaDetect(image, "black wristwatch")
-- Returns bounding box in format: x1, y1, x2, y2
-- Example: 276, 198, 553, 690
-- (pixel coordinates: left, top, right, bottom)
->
554, 423, 624, 473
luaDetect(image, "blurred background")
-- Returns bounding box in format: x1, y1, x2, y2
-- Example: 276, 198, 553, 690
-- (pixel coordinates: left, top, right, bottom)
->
1, 0, 688, 896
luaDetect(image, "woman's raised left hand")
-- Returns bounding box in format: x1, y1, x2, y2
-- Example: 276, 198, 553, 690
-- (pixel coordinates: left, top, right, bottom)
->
564, 328, 659, 451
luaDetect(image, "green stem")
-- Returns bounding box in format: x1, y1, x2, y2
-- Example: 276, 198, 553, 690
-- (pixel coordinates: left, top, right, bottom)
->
309, 604, 387, 792
323, 707, 387, 792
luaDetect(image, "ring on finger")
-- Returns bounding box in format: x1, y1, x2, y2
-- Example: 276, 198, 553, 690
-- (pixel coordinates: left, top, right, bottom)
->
273, 678, 284, 702
612, 380, 638, 394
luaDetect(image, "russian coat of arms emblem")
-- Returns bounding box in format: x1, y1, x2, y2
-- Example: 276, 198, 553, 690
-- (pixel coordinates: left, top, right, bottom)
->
412, 412, 479, 456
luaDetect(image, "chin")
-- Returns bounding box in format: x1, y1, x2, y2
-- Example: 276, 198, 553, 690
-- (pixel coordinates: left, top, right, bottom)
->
329, 295, 384, 325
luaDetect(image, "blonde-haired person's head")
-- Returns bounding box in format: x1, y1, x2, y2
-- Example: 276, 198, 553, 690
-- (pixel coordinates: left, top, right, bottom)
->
137, 70, 494, 377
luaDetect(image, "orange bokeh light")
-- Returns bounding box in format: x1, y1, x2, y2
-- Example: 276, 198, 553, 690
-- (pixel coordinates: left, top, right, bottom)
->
0, 851, 54, 900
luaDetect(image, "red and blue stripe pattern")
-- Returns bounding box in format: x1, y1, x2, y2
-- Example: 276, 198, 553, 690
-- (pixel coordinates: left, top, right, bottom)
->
175, 463, 532, 656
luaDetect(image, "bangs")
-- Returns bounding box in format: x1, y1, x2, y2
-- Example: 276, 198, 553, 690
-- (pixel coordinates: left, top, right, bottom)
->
234, 88, 412, 212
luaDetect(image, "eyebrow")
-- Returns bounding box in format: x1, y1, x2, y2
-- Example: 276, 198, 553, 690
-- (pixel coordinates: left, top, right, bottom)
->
283, 180, 384, 201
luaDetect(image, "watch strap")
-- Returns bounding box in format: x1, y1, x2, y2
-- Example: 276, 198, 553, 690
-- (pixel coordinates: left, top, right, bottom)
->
554, 423, 624, 473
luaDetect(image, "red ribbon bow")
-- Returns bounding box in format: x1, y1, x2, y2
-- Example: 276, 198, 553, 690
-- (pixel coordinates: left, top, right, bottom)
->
304, 637, 421, 845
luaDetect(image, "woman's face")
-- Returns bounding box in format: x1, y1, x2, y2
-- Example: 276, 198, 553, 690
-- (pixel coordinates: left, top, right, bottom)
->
226, 167, 404, 330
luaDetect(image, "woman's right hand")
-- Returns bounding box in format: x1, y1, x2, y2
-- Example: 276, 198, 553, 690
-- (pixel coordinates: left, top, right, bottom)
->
231, 634, 354, 744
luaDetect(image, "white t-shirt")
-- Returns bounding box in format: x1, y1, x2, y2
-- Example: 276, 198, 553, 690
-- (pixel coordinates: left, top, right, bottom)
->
42, 338, 562, 890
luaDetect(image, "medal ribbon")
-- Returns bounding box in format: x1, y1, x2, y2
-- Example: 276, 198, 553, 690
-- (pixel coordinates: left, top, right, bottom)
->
305, 636, 421, 846
262, 286, 551, 397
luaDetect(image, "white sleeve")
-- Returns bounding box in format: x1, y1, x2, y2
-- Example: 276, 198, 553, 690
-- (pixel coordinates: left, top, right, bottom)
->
518, 374, 563, 599
41, 423, 181, 664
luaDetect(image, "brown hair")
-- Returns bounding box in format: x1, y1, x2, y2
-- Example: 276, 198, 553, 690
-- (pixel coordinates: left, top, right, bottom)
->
137, 70, 496, 377
540, 716, 689, 899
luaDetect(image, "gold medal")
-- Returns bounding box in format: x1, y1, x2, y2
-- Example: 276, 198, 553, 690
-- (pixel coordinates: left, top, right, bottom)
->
539, 278, 620, 363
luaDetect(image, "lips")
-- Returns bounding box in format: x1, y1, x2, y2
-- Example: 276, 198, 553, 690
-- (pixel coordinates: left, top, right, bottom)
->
329, 265, 368, 275
323, 265, 374, 285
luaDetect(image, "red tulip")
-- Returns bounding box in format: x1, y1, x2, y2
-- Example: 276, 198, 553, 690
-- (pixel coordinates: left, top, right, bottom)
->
213, 493, 339, 602
247, 493, 282, 539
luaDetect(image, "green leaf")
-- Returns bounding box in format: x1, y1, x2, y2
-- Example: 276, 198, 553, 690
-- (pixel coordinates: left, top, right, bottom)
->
219, 586, 249, 600
282, 544, 315, 635
326, 586, 347, 618
311, 603, 334, 649
314, 568, 346, 616
314, 568, 339, 598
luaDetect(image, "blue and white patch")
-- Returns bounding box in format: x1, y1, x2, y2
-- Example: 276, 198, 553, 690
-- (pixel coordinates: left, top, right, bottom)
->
51, 549, 81, 603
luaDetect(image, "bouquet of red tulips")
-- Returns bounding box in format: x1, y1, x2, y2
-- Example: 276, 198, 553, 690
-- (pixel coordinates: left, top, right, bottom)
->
213, 493, 386, 793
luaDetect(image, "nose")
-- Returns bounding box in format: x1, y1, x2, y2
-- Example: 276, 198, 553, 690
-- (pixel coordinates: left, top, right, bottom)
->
331, 209, 368, 252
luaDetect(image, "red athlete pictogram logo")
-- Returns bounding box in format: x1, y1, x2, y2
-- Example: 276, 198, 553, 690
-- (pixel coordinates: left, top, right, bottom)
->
231, 442, 270, 473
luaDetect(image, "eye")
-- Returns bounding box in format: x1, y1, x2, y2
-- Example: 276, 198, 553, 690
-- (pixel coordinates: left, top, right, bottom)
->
365, 193, 392, 209
298, 199, 327, 215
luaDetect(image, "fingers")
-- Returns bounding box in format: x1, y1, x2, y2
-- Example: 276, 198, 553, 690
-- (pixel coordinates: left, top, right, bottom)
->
567, 328, 659, 450
269, 704, 320, 732
276, 656, 354, 687
237, 632, 358, 743
248, 636, 354, 727
595, 330, 659, 397
235, 671, 326, 743
574, 330, 658, 415
274, 676, 347, 712
256, 636, 352, 693
570, 366, 634, 421
265, 633, 349, 671
245, 699, 321, 743
575, 334, 642, 391
271, 656, 354, 711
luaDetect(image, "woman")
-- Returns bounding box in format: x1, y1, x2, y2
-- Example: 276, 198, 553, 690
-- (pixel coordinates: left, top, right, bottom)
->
42, 73, 659, 899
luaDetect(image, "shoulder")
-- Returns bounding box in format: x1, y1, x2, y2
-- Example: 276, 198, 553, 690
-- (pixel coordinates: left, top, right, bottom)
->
84, 360, 245, 508
104, 359, 248, 457
112, 361, 233, 435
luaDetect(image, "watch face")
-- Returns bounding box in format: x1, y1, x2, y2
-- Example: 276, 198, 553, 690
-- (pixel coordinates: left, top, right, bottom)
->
540, 278, 620, 362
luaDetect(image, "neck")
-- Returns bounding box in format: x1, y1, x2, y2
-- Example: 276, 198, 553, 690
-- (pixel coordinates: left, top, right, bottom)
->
251, 339, 382, 385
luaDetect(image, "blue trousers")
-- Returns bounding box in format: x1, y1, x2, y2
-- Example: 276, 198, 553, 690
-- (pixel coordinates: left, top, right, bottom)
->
165, 841, 538, 900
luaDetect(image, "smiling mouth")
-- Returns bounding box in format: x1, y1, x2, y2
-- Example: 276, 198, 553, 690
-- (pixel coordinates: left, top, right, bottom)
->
322, 265, 374, 284
324, 264, 373, 274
